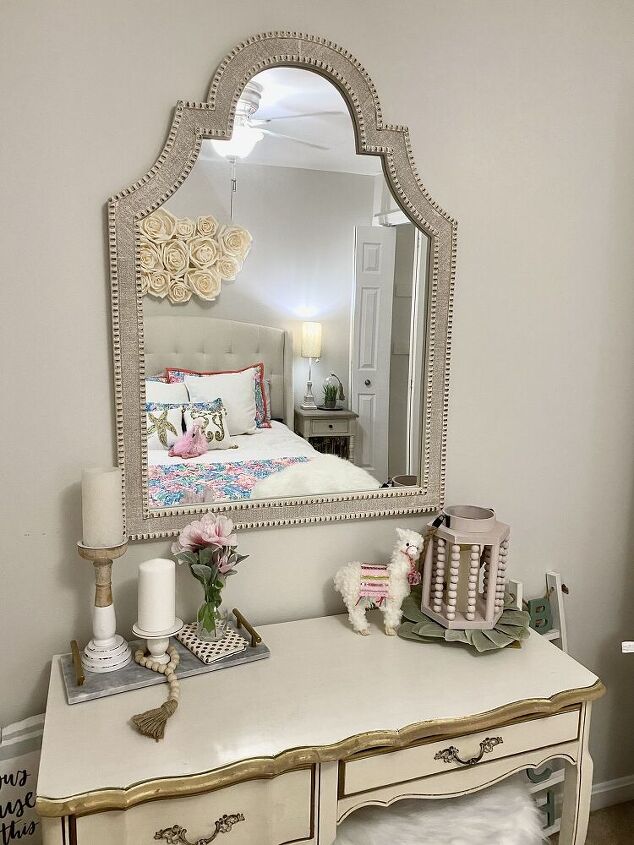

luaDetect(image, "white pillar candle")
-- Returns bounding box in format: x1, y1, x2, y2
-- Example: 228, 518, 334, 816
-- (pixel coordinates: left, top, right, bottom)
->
81, 467, 124, 548
138, 558, 176, 634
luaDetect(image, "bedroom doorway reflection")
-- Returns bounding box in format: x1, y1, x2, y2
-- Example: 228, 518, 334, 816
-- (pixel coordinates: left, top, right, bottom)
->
138, 66, 430, 509
351, 222, 428, 483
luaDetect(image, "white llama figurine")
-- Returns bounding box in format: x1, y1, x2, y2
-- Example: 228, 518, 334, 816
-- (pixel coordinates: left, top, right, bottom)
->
334, 528, 424, 636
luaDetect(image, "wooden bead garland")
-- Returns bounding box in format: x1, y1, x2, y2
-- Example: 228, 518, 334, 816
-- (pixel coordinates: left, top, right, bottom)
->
131, 645, 181, 741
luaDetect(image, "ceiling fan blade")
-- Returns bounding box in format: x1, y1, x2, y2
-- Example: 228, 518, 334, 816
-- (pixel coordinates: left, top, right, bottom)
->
254, 110, 344, 124
259, 127, 330, 150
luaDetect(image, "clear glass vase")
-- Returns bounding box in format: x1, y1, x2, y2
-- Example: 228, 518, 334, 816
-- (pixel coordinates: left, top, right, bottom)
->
196, 600, 226, 642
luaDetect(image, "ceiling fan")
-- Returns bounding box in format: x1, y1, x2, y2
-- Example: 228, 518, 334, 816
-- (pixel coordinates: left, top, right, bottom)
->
211, 81, 341, 159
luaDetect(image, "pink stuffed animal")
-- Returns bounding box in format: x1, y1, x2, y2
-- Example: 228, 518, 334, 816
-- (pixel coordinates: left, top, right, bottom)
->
168, 419, 208, 459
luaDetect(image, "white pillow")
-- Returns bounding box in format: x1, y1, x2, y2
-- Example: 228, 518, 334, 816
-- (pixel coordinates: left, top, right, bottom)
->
185, 370, 257, 435
145, 380, 189, 404
184, 402, 237, 451
145, 403, 183, 450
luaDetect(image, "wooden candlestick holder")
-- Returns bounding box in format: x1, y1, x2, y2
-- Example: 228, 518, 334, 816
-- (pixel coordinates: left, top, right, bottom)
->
77, 541, 132, 673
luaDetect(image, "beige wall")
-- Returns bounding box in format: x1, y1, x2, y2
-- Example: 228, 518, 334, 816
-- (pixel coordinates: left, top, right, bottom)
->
1, 0, 633, 789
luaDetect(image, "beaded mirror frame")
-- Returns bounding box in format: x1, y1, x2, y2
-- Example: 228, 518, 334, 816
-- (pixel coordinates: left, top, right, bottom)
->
108, 32, 457, 540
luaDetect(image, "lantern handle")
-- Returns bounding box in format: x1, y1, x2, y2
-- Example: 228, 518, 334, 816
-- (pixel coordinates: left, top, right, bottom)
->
419, 513, 446, 567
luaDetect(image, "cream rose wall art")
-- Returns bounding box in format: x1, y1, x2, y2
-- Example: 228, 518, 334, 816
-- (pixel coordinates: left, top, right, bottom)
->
138, 209, 252, 304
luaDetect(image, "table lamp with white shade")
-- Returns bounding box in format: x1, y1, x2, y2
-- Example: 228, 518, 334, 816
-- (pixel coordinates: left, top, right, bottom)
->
300, 321, 322, 409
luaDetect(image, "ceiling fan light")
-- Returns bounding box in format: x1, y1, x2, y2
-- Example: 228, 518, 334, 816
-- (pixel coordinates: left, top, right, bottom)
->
211, 125, 264, 159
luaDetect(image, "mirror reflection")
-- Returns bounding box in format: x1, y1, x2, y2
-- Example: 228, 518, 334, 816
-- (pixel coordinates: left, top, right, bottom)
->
140, 68, 429, 509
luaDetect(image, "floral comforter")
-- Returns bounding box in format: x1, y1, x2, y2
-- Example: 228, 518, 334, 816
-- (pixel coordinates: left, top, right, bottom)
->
148, 456, 310, 508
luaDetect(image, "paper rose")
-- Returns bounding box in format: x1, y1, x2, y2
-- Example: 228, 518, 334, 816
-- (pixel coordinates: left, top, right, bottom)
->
162, 239, 189, 277
186, 268, 221, 301
175, 217, 196, 239
139, 237, 164, 272
140, 209, 252, 302
219, 225, 252, 261
189, 235, 219, 269
168, 278, 192, 304
216, 254, 240, 281
143, 269, 170, 299
139, 208, 177, 243
196, 215, 220, 237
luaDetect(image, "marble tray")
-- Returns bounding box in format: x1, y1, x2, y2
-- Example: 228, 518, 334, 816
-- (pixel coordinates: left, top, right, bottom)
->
61, 622, 270, 705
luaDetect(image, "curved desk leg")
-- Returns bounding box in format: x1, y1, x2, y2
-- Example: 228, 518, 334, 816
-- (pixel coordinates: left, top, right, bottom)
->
318, 761, 339, 845
560, 701, 593, 845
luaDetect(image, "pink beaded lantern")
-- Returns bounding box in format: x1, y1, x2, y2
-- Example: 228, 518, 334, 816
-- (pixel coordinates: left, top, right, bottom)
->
421, 506, 510, 630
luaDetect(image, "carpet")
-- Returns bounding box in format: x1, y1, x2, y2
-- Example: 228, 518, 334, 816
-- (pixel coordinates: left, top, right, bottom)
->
551, 800, 634, 844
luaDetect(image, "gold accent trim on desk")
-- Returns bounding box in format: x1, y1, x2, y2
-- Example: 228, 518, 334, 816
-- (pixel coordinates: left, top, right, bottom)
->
35, 681, 605, 819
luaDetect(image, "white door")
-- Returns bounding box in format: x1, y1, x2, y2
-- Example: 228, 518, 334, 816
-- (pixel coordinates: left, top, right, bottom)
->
407, 229, 429, 476
351, 225, 396, 482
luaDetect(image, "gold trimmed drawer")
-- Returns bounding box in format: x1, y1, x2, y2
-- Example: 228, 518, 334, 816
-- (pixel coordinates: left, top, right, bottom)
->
75, 767, 314, 845
339, 711, 579, 797
310, 419, 351, 435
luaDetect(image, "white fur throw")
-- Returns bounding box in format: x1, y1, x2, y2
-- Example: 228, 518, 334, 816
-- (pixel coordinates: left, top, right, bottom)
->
251, 454, 381, 499
334, 777, 546, 845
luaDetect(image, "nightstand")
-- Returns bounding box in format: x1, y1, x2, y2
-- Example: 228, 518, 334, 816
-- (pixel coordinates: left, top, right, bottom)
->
294, 407, 359, 462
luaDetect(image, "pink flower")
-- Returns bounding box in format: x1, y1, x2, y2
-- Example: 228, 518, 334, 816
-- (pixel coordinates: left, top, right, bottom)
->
217, 554, 235, 575
174, 513, 237, 553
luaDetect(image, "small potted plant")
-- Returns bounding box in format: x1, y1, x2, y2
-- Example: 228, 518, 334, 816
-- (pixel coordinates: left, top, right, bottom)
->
322, 373, 345, 410
172, 514, 248, 641
323, 382, 338, 409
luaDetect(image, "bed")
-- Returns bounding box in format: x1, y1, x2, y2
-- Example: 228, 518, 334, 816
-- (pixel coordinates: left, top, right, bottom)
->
144, 316, 380, 506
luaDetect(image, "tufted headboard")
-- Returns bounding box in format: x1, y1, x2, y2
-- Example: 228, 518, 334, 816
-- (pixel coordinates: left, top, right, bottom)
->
144, 315, 294, 426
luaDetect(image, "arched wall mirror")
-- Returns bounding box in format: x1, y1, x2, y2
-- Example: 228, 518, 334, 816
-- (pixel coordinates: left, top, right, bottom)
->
109, 33, 456, 539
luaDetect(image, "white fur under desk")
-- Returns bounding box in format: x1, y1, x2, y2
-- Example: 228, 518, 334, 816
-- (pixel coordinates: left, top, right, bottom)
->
37, 615, 603, 845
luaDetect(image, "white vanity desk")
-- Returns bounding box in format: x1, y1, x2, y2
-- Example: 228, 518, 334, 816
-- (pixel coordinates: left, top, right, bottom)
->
37, 615, 604, 845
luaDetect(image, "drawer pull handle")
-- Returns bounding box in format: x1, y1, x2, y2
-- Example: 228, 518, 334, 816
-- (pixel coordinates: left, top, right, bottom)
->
155, 813, 245, 844
434, 736, 503, 766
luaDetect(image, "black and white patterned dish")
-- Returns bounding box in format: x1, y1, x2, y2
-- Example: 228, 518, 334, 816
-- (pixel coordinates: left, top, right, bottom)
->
176, 622, 247, 665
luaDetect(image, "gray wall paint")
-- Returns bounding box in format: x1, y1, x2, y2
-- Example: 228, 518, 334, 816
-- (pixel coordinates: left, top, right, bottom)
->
149, 159, 375, 406
1, 0, 633, 789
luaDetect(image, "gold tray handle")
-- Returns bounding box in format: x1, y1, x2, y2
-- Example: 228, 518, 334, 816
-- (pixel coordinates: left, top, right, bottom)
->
155, 812, 245, 844
232, 609, 262, 648
70, 640, 85, 687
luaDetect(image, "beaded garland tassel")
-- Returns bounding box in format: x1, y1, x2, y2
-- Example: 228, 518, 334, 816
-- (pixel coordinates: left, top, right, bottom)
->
131, 645, 180, 741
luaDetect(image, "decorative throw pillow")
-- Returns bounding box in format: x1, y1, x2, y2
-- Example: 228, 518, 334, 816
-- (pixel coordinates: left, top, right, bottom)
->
146, 373, 168, 383
146, 402, 183, 450
185, 370, 257, 436
166, 363, 270, 429
263, 378, 272, 424
183, 401, 237, 451
145, 379, 189, 404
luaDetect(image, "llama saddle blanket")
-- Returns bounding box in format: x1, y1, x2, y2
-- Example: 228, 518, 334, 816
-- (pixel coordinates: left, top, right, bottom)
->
358, 564, 390, 606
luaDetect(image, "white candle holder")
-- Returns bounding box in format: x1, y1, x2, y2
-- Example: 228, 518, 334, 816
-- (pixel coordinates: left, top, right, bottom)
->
132, 619, 184, 665
77, 541, 132, 673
